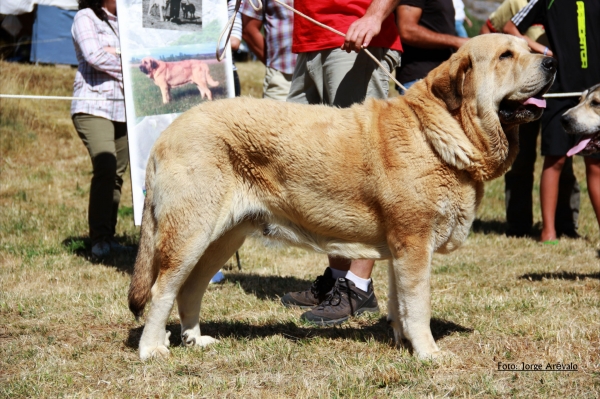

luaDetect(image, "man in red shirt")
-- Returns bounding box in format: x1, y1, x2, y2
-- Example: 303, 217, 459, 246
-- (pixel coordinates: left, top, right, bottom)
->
281, 0, 402, 326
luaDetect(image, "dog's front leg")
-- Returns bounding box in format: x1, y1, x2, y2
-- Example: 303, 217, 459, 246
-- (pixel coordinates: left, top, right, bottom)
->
388, 239, 441, 359
159, 85, 170, 104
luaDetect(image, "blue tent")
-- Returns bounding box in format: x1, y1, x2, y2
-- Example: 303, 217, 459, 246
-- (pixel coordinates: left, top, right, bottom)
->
30, 5, 77, 65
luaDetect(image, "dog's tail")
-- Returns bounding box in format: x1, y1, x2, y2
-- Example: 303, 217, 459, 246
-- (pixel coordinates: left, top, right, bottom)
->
205, 69, 219, 88
128, 155, 160, 320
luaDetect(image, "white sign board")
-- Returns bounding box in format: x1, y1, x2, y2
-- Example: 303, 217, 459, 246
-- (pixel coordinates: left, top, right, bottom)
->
116, 0, 235, 224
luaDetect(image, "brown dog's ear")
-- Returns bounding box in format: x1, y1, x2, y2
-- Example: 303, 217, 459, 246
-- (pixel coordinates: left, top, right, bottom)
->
431, 53, 472, 112
151, 59, 159, 70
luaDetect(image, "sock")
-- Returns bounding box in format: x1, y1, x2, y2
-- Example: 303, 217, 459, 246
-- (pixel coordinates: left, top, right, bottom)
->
329, 267, 347, 280
345, 270, 371, 292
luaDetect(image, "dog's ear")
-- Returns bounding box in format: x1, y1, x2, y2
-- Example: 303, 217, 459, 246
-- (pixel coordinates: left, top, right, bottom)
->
431, 53, 472, 112
151, 59, 159, 70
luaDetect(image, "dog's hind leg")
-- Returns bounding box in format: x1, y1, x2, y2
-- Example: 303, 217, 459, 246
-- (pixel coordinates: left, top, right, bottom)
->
138, 186, 232, 360
177, 223, 251, 348
138, 226, 216, 360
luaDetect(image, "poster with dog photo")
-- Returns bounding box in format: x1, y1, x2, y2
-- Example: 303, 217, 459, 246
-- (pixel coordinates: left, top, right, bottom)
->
116, 0, 234, 224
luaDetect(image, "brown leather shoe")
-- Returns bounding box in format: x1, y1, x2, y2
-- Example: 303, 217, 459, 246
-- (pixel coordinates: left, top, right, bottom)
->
280, 267, 336, 309
300, 277, 379, 326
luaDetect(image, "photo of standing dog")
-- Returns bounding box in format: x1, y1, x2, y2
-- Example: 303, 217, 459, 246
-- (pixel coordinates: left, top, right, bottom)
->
138, 57, 219, 104
181, 1, 196, 19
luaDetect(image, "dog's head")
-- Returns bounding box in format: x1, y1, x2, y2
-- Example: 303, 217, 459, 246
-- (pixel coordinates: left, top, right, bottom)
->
413, 34, 556, 180
430, 34, 555, 125
562, 84, 600, 156
139, 57, 160, 78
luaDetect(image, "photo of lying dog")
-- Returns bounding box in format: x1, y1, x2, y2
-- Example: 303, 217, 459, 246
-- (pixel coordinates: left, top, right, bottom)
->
128, 35, 556, 361
563, 83, 600, 156
138, 57, 219, 104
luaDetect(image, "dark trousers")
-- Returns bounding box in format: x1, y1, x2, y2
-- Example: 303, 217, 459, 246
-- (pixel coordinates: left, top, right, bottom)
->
233, 70, 241, 97
504, 120, 580, 236
73, 114, 129, 244
170, 0, 181, 19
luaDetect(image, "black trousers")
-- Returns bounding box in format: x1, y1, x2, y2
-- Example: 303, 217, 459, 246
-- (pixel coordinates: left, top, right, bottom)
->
170, 0, 181, 19
504, 120, 580, 236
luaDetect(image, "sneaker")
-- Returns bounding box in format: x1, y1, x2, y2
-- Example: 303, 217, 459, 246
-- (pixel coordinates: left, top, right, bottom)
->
280, 267, 336, 309
91, 241, 111, 258
300, 277, 379, 326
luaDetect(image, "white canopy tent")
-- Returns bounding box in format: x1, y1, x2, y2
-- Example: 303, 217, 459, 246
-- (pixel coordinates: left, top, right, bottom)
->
1, 0, 78, 15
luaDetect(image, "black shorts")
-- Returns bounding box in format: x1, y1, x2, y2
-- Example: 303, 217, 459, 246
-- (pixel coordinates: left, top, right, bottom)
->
541, 97, 600, 159
540, 97, 579, 156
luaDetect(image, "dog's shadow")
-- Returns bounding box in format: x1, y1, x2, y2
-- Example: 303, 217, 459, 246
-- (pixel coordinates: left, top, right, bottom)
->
221, 272, 315, 300
62, 236, 137, 274
519, 271, 600, 281
125, 317, 472, 350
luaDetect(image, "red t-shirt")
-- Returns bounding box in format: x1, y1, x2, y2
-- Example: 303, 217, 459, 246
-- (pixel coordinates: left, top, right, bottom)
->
292, 0, 402, 53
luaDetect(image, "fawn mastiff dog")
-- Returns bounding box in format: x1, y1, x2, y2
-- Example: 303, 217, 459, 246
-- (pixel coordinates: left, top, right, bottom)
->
139, 57, 219, 104
563, 83, 600, 156
129, 35, 556, 360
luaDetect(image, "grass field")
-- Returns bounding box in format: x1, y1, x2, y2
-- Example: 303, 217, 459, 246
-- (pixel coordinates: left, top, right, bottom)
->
131, 61, 229, 117
1, 60, 599, 398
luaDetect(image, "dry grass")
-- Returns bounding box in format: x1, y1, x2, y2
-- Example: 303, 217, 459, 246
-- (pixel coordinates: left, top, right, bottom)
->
1, 60, 599, 398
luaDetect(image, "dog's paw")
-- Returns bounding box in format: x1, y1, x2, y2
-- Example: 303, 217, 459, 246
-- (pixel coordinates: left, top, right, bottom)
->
164, 330, 171, 347
416, 349, 454, 361
182, 326, 219, 347
139, 344, 170, 361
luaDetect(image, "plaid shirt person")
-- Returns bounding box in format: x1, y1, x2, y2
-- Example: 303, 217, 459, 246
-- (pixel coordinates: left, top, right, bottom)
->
240, 0, 297, 75
71, 8, 125, 122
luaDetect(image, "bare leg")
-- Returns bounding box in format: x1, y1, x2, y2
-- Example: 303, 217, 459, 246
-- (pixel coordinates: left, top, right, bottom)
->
327, 256, 374, 279
585, 157, 600, 229
540, 156, 566, 242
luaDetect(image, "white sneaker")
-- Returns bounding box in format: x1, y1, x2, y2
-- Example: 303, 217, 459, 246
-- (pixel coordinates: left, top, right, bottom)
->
91, 241, 111, 258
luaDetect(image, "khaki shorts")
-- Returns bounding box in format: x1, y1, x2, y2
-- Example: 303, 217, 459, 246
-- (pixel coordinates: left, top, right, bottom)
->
263, 67, 293, 101
287, 47, 400, 107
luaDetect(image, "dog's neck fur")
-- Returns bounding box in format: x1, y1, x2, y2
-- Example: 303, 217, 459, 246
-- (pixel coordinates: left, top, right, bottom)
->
402, 83, 519, 182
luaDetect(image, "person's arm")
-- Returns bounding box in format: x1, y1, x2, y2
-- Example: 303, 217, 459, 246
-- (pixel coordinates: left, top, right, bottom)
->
479, 21, 491, 34
503, 20, 552, 56
342, 0, 401, 52
72, 12, 122, 81
241, 14, 266, 64
397, 5, 468, 50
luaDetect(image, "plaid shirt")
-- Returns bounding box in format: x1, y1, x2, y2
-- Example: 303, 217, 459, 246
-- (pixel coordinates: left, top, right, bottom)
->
240, 0, 297, 75
71, 8, 125, 122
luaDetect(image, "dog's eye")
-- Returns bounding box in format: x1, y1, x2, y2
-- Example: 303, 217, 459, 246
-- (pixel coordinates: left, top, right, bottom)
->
591, 99, 600, 108
499, 51, 513, 60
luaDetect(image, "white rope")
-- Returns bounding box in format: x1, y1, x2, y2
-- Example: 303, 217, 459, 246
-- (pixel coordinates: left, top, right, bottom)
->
271, 0, 405, 91
542, 92, 583, 98
0, 94, 124, 101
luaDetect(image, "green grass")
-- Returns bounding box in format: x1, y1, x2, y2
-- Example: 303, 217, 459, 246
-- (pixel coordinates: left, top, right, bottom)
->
0, 60, 599, 398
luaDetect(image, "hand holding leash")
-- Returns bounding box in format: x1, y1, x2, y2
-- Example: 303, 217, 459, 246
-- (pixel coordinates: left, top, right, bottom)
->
217, 0, 407, 92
